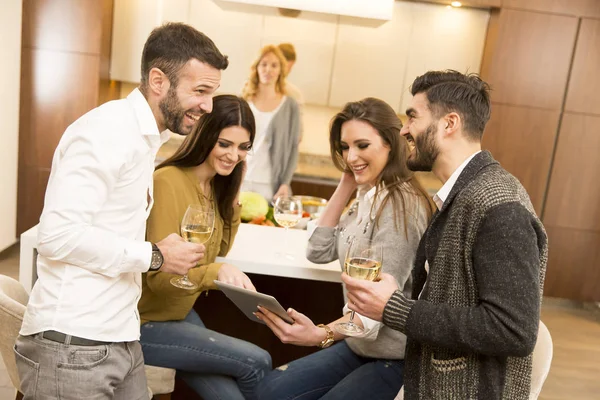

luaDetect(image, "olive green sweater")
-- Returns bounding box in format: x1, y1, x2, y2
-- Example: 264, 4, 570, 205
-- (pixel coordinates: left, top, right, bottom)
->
138, 166, 241, 325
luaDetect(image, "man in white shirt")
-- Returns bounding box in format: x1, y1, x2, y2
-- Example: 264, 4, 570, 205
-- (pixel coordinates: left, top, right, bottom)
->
14, 23, 229, 400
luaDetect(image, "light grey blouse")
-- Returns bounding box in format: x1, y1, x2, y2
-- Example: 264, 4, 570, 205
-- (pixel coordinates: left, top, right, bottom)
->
307, 184, 429, 359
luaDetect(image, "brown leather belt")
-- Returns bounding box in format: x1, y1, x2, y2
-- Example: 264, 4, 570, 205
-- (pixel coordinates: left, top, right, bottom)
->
40, 330, 109, 346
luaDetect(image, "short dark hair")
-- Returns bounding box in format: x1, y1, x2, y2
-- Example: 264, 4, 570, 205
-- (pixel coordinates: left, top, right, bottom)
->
410, 70, 491, 140
140, 23, 228, 89
278, 43, 296, 62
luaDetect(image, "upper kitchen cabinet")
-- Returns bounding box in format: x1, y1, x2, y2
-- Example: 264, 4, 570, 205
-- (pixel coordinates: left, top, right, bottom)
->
399, 3, 489, 113
328, 1, 412, 111
260, 10, 337, 106
188, 0, 264, 96
110, 0, 190, 82
328, 2, 489, 112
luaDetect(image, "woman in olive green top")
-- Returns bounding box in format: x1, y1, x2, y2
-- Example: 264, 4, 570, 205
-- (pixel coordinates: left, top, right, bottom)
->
139, 95, 271, 400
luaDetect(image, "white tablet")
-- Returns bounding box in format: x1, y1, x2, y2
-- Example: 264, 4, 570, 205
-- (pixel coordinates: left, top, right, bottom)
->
214, 280, 295, 325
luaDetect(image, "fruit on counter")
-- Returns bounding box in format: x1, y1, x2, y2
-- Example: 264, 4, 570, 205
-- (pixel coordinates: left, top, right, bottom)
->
239, 191, 269, 222
248, 215, 275, 226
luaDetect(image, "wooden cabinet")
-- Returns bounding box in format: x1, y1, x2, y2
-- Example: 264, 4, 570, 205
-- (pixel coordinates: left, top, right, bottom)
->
110, 0, 190, 82
480, 9, 578, 110
18, 0, 116, 235
565, 19, 600, 115
502, 0, 600, 18
544, 113, 600, 231
482, 105, 560, 214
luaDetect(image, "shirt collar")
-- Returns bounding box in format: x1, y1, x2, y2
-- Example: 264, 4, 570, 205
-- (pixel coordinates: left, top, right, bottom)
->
433, 150, 481, 209
127, 88, 162, 138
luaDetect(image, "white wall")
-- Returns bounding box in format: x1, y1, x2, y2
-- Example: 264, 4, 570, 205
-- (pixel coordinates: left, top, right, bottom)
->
0, 1, 23, 252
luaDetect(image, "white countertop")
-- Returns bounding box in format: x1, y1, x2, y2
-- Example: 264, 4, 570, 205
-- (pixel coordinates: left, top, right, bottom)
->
19, 223, 342, 293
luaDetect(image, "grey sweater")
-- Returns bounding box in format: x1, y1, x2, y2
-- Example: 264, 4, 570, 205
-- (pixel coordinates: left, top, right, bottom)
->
267, 96, 300, 194
383, 151, 548, 400
307, 185, 429, 359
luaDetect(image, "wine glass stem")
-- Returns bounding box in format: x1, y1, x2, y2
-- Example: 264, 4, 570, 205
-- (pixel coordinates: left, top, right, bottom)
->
349, 310, 356, 324
181, 274, 190, 283
284, 226, 289, 254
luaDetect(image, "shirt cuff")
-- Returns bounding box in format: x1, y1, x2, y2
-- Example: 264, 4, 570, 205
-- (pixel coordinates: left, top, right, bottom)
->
120, 240, 152, 273
383, 290, 416, 333
343, 303, 382, 341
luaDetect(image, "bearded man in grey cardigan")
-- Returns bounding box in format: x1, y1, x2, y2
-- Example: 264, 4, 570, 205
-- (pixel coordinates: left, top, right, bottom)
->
342, 70, 547, 400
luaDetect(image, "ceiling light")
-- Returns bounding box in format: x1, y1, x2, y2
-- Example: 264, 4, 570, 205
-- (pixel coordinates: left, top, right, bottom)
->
451, 1, 462, 6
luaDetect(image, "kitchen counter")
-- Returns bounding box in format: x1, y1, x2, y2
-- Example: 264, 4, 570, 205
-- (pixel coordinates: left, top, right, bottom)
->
19, 223, 342, 293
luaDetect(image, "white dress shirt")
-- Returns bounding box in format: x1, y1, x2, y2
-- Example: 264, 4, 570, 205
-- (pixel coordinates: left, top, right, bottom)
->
20, 88, 170, 342
421, 151, 481, 296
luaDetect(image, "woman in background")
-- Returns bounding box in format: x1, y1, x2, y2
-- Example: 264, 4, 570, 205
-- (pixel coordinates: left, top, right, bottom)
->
241, 45, 301, 201
139, 95, 271, 400
255, 98, 434, 399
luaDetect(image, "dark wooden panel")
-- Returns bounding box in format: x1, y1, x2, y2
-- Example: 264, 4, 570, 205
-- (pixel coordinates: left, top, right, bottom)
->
502, 0, 600, 18
16, 167, 50, 234
565, 19, 600, 115
98, 0, 121, 104
19, 49, 100, 168
291, 176, 339, 200
480, 9, 578, 110
544, 226, 600, 302
482, 104, 560, 214
543, 113, 600, 231
22, 0, 105, 54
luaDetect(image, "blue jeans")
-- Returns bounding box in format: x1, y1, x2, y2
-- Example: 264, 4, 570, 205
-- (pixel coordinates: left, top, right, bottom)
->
140, 309, 271, 400
255, 340, 404, 400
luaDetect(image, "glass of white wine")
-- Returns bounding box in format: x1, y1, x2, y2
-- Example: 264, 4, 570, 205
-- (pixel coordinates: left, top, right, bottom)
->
273, 196, 303, 260
170, 204, 215, 290
335, 238, 383, 336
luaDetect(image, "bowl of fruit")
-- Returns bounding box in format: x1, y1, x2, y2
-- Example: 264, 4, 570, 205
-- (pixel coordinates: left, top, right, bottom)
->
292, 195, 328, 220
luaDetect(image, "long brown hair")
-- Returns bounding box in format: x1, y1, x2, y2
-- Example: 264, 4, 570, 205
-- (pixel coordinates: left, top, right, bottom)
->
329, 98, 434, 234
157, 95, 255, 223
242, 45, 288, 100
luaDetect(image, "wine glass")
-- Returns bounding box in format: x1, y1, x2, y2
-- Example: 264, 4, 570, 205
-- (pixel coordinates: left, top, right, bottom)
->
273, 196, 303, 259
170, 205, 215, 290
335, 238, 383, 336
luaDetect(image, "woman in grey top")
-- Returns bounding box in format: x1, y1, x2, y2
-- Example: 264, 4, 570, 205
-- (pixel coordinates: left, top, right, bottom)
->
255, 98, 433, 399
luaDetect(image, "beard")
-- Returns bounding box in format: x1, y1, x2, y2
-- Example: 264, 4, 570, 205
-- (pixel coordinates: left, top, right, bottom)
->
406, 122, 440, 172
158, 85, 202, 135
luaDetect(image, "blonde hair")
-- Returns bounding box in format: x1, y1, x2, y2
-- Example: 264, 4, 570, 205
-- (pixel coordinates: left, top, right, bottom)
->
242, 45, 288, 100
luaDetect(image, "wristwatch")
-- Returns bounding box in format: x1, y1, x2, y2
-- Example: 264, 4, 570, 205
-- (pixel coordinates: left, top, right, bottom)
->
149, 243, 164, 271
317, 324, 335, 349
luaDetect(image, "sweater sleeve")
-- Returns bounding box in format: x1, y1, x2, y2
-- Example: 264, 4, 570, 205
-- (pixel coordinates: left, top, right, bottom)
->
280, 98, 301, 186
383, 202, 542, 357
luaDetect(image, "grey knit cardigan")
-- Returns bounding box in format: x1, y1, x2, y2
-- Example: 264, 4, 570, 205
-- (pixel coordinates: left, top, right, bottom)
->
383, 151, 548, 400
266, 96, 300, 194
